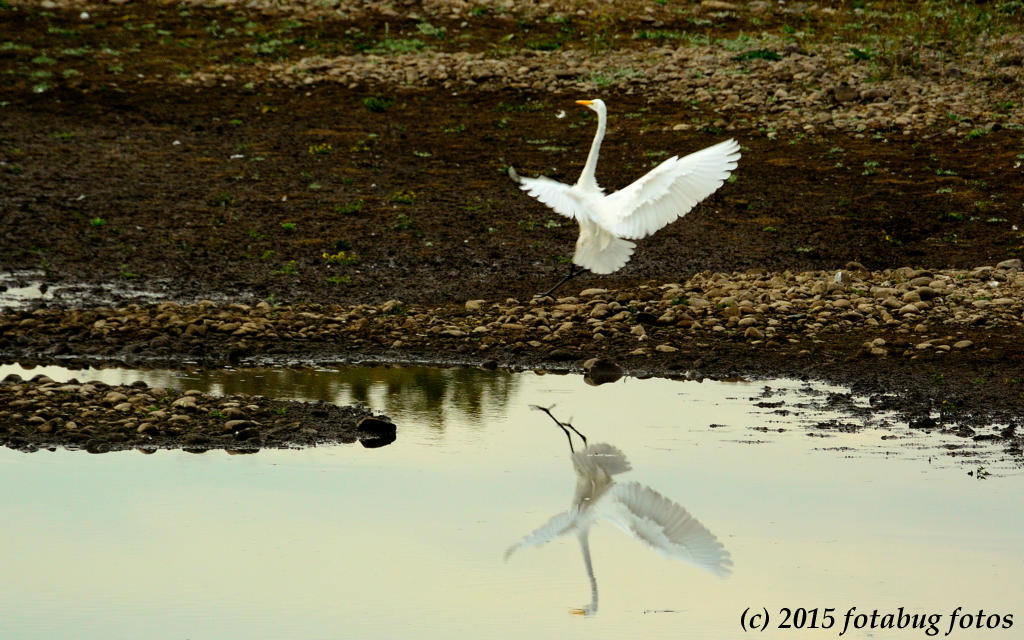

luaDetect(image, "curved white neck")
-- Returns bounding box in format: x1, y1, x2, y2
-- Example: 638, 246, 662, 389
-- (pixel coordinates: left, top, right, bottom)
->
577, 108, 606, 188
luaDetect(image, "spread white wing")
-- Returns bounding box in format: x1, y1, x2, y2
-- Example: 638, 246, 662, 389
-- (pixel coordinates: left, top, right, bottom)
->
595, 481, 732, 577
518, 176, 589, 221
503, 510, 578, 560
600, 138, 740, 240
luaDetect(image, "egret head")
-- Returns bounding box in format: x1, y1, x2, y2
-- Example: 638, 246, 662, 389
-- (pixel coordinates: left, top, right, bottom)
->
575, 99, 606, 115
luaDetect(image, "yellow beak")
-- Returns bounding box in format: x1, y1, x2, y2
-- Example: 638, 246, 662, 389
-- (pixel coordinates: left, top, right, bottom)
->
575, 100, 593, 106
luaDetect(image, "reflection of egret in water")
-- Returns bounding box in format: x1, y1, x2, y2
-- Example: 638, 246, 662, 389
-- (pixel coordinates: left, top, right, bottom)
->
505, 406, 731, 615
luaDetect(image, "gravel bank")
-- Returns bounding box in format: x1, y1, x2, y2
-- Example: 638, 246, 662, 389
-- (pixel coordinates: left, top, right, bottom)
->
232, 39, 1024, 139
4, 263, 1021, 359
8, 0, 1024, 137
0, 373, 394, 452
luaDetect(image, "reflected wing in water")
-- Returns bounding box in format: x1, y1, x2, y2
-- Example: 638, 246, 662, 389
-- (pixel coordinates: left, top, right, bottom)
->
504, 511, 577, 561
597, 481, 732, 578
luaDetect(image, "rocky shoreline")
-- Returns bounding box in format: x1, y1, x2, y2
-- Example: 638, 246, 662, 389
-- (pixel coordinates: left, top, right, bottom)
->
0, 372, 395, 453
3, 262, 1023, 457
5, 262, 1022, 361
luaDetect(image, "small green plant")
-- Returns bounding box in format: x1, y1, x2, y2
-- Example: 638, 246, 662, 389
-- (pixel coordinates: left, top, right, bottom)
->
862, 160, 880, 176
849, 47, 872, 61
335, 199, 365, 215
362, 96, 394, 113
390, 190, 416, 204
119, 265, 139, 279
882, 229, 901, 246
394, 213, 416, 230
275, 260, 298, 275
327, 275, 352, 285
587, 67, 639, 87
374, 37, 425, 54
229, 118, 243, 127
416, 22, 446, 38
322, 250, 358, 266
208, 410, 226, 418
762, 226, 778, 233
632, 29, 687, 41
308, 142, 333, 154
212, 192, 234, 207
280, 221, 296, 231
90, 217, 106, 227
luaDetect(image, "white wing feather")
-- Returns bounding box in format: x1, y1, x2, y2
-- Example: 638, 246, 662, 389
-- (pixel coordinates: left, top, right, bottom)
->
596, 481, 732, 577
518, 176, 587, 221
600, 138, 740, 240
503, 510, 578, 560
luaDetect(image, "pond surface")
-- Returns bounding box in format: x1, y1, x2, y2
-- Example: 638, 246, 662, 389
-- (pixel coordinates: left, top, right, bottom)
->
2, 365, 1021, 639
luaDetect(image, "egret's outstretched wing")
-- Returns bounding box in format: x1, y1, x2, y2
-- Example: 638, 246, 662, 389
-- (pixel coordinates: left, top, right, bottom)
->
504, 511, 577, 560
600, 139, 740, 240
597, 481, 732, 577
519, 176, 587, 220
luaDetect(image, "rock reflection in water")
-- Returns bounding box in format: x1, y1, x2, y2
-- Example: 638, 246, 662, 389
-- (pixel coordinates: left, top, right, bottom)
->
505, 407, 731, 616
166, 366, 519, 427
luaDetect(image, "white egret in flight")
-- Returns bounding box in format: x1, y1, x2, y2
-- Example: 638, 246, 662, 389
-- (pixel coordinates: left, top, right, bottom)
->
505, 406, 732, 615
511, 99, 740, 297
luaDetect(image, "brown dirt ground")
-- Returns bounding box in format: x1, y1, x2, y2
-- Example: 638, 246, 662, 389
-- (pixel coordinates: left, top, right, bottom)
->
1, 3, 1023, 456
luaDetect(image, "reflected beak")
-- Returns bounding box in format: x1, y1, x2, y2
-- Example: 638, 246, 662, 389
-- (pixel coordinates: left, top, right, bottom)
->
575, 100, 593, 106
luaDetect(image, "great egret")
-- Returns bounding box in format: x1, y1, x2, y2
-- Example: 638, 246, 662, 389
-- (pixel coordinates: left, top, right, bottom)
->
512, 99, 740, 297
505, 406, 732, 615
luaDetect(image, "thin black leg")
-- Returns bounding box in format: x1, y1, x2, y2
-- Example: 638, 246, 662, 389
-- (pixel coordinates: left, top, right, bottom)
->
537, 263, 582, 299
530, 404, 588, 452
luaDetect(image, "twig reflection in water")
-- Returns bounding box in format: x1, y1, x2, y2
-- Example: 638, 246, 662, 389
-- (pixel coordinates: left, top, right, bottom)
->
505, 406, 732, 615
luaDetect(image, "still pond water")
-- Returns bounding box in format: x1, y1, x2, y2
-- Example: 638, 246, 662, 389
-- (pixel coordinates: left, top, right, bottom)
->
1, 364, 1021, 639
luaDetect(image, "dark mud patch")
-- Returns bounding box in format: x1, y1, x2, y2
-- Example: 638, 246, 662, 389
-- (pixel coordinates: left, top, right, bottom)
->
1, 372, 393, 453
2, 84, 1022, 308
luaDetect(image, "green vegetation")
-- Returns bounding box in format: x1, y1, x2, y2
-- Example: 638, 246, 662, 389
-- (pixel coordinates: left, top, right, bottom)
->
335, 199, 365, 215
274, 260, 298, 275
390, 190, 416, 205
362, 97, 393, 113
322, 250, 358, 266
